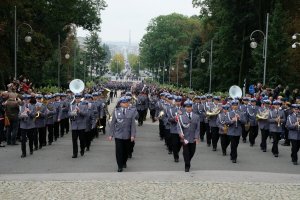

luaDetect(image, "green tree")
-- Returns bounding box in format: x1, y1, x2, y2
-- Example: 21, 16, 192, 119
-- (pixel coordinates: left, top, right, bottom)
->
128, 54, 140, 75
110, 54, 125, 75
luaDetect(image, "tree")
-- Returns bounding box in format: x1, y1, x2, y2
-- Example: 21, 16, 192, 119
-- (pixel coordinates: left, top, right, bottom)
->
110, 54, 125, 75
128, 54, 139, 75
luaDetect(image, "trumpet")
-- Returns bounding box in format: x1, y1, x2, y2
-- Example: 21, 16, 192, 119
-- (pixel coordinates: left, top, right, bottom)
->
234, 112, 240, 128
158, 110, 165, 119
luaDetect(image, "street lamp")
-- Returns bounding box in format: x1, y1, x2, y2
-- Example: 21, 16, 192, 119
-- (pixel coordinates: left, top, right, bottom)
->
14, 13, 33, 80
58, 45, 70, 88
249, 13, 269, 86
200, 40, 213, 93
292, 33, 300, 49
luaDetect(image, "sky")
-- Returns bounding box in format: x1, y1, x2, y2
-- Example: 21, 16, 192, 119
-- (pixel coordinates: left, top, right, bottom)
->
77, 0, 199, 43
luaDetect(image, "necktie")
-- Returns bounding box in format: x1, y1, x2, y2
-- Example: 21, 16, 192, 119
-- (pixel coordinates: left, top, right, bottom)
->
188, 113, 191, 120
123, 108, 126, 115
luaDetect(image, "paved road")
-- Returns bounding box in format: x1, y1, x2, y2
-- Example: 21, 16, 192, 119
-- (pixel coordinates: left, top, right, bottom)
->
0, 95, 299, 199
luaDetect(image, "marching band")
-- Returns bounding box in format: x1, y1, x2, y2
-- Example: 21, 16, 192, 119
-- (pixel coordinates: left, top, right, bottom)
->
0, 80, 300, 173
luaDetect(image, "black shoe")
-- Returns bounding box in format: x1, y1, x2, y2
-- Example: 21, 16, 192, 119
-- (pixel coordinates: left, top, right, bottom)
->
118, 168, 123, 172
72, 155, 77, 158
48, 142, 52, 145
232, 159, 237, 163
34, 147, 38, 151
293, 162, 298, 165
128, 153, 132, 158
80, 151, 84, 156
21, 154, 26, 158
222, 152, 226, 156
250, 144, 254, 147
174, 158, 179, 163
207, 144, 211, 147
262, 149, 266, 152
200, 139, 204, 142
11, 143, 19, 145
39, 146, 42, 149
60, 135, 64, 138
54, 138, 57, 141
123, 164, 127, 168
274, 154, 279, 157
86, 147, 90, 151
242, 139, 246, 143
168, 151, 172, 155
30, 151, 33, 155
0, 144, 5, 147
212, 147, 216, 151
185, 167, 190, 172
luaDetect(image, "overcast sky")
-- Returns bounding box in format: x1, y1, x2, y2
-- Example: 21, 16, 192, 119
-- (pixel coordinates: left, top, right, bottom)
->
77, 0, 199, 43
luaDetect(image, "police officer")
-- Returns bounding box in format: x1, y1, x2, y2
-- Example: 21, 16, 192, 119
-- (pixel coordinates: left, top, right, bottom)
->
225, 100, 247, 163
34, 94, 47, 149
216, 105, 231, 156
45, 95, 56, 145
53, 93, 61, 141
204, 94, 213, 146
109, 96, 136, 172
19, 94, 36, 158
136, 91, 148, 126
155, 92, 166, 140
240, 97, 250, 143
149, 93, 158, 122
169, 96, 184, 162
286, 104, 300, 165
99, 92, 108, 135
209, 96, 221, 151
164, 94, 173, 154
199, 96, 207, 142
268, 100, 286, 157
84, 94, 97, 151
177, 99, 200, 172
258, 100, 271, 152
69, 93, 88, 158
247, 98, 259, 147
59, 93, 70, 137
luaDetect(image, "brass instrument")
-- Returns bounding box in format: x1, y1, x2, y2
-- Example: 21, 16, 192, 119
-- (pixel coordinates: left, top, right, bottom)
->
158, 110, 165, 119
206, 106, 221, 117
277, 115, 281, 127
69, 79, 85, 104
223, 125, 228, 134
256, 109, 269, 120
35, 102, 43, 118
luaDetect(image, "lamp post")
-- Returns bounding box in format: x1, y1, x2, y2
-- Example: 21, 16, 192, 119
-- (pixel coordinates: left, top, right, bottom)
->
176, 60, 179, 87
58, 44, 70, 89
292, 33, 300, 48
249, 13, 269, 86
14, 6, 33, 80
163, 61, 166, 85
189, 50, 193, 89
200, 40, 213, 93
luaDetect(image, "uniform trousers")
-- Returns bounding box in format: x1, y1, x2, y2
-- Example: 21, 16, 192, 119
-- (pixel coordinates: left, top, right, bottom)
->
60, 118, 69, 136
283, 127, 290, 145
182, 142, 196, 168
36, 127, 47, 147
242, 124, 249, 141
200, 122, 206, 140
260, 129, 269, 150
20, 128, 34, 155
72, 129, 85, 156
53, 121, 59, 140
249, 125, 258, 145
33, 128, 39, 149
164, 128, 172, 152
291, 139, 300, 162
229, 135, 240, 160
115, 138, 130, 169
137, 110, 146, 125
171, 133, 182, 160
205, 123, 212, 145
159, 119, 165, 139
150, 109, 156, 121
270, 132, 281, 155
211, 127, 219, 149
100, 116, 107, 134
47, 124, 54, 143
85, 130, 93, 149
220, 134, 230, 154
128, 141, 135, 157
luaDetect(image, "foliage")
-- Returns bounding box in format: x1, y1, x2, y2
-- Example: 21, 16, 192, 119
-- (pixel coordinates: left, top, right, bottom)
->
37, 86, 60, 94
0, 0, 107, 89
110, 54, 125, 74
128, 54, 140, 75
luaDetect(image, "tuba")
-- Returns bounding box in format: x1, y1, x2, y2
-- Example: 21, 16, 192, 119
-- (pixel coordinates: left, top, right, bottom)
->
69, 79, 85, 104
229, 85, 242, 99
